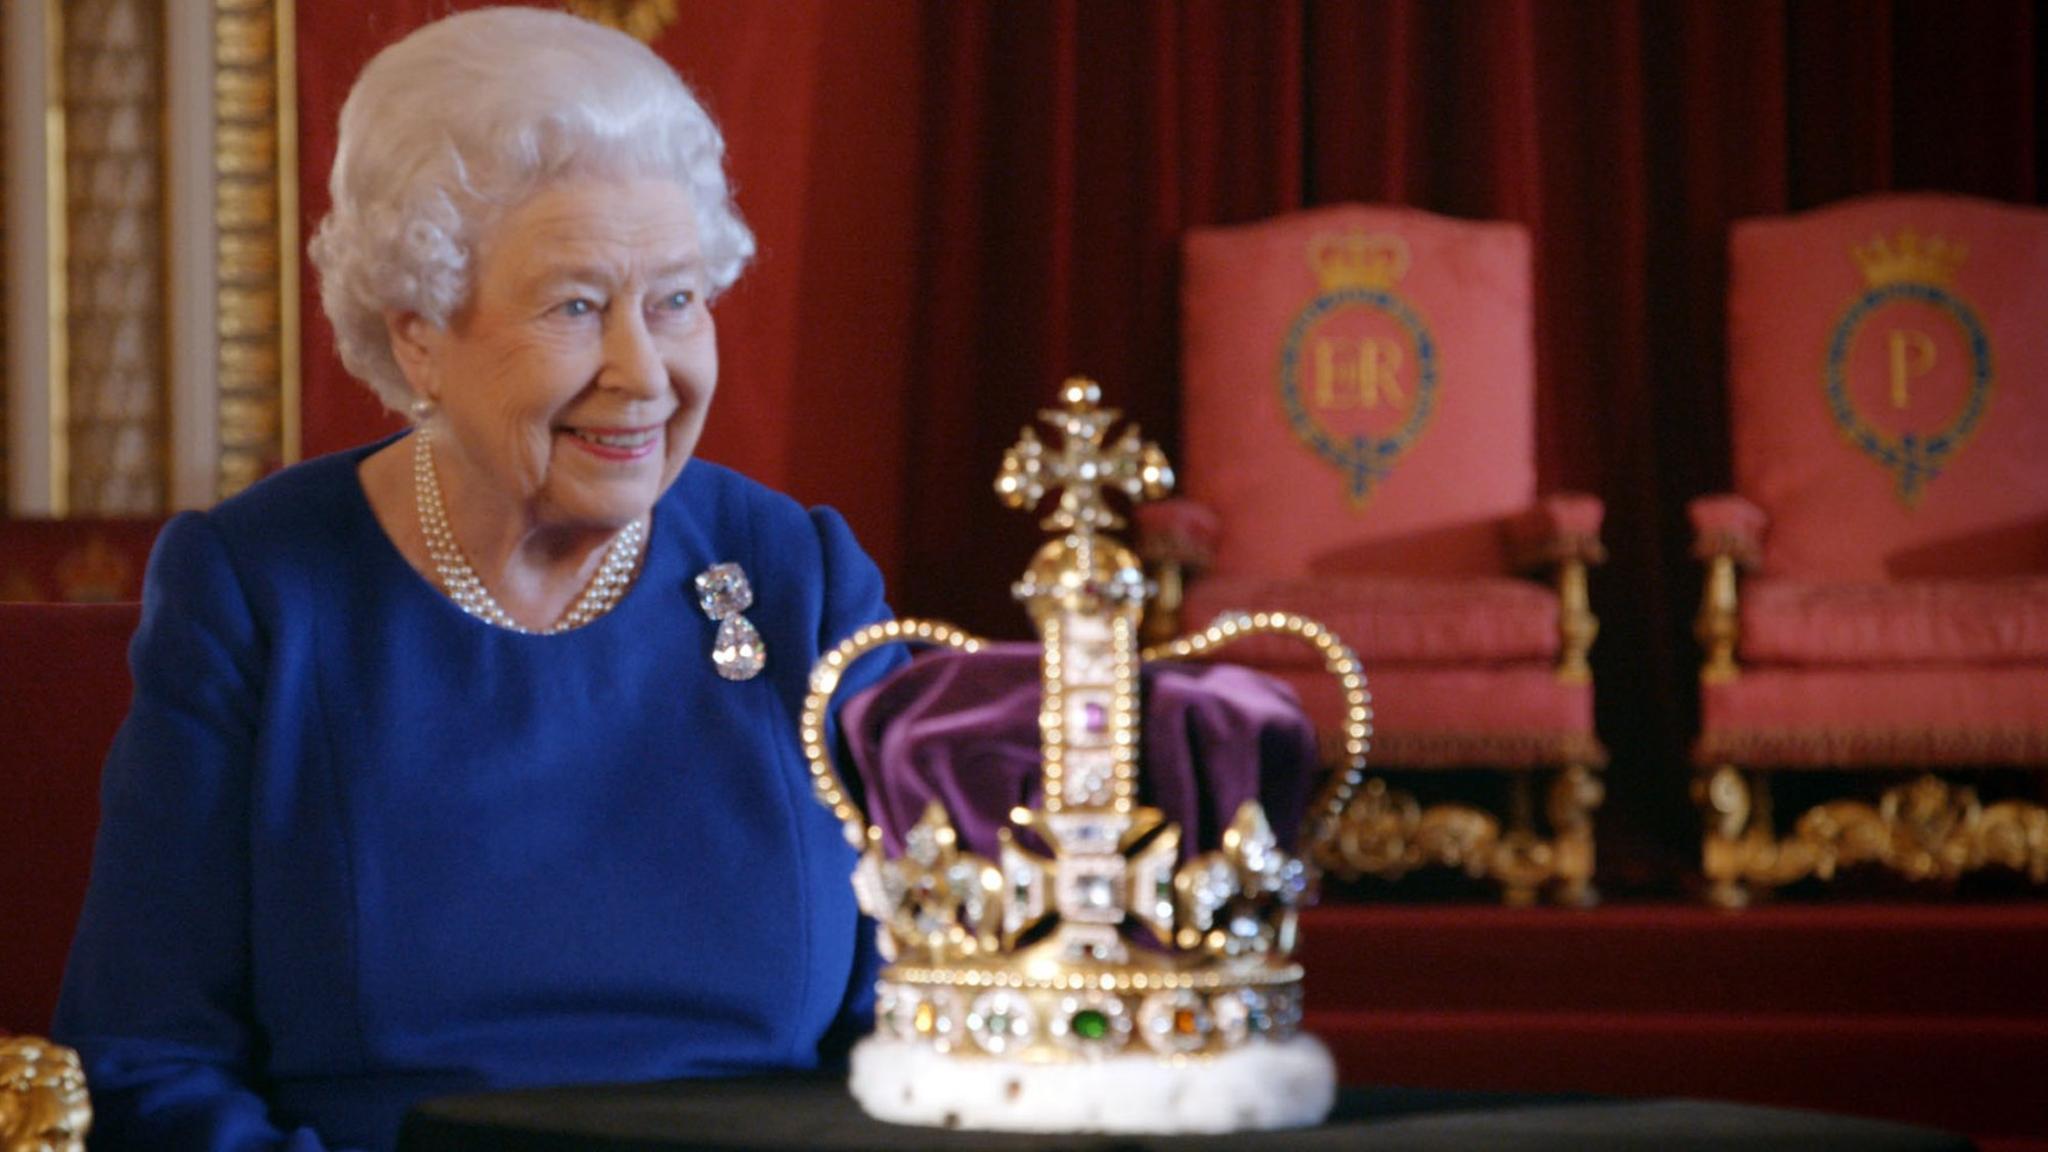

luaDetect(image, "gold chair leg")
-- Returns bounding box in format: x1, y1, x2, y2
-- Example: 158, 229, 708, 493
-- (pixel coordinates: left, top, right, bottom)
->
1498, 775, 1542, 906
1697, 763, 1759, 908
1547, 763, 1602, 907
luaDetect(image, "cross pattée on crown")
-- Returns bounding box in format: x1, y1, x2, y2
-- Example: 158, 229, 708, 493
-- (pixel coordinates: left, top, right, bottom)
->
997, 378, 1174, 536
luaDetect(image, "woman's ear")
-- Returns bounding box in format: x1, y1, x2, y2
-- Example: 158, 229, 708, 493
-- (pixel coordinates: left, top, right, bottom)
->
385, 310, 441, 402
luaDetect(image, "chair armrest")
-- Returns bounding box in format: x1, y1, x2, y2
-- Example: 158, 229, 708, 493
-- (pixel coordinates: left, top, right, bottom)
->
0, 1035, 91, 1149
1687, 493, 1765, 684
1687, 493, 1767, 569
1134, 498, 1221, 571
1505, 492, 1607, 572
1505, 494, 1605, 685
1133, 499, 1220, 645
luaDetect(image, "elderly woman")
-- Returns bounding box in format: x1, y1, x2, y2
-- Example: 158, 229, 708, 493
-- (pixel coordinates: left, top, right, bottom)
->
52, 10, 899, 1150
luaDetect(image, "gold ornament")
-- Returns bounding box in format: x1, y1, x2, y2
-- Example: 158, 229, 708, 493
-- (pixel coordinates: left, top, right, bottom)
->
561, 0, 680, 43
0, 1038, 91, 1152
1698, 768, 2048, 906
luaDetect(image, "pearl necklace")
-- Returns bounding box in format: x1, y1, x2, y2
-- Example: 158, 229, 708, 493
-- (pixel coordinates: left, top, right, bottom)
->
412, 429, 645, 634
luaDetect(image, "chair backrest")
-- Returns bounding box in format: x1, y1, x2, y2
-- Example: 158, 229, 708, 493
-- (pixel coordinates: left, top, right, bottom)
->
1180, 204, 1536, 580
1728, 193, 2048, 580
0, 602, 137, 1033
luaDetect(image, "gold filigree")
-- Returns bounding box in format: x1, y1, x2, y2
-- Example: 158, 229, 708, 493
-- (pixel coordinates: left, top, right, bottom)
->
213, 0, 297, 499
1323, 779, 1487, 877
41, 0, 74, 516
1698, 768, 2048, 906
1320, 767, 1602, 906
562, 0, 680, 43
61, 0, 168, 513
0, 1037, 91, 1152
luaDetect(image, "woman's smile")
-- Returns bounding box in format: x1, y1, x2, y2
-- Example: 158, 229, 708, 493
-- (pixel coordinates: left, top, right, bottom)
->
561, 424, 665, 461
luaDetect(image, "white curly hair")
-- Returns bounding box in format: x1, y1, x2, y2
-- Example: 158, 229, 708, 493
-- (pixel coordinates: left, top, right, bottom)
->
309, 7, 755, 416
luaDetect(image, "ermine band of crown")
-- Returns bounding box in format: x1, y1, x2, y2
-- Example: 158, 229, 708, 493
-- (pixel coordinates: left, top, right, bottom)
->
873, 977, 1307, 1061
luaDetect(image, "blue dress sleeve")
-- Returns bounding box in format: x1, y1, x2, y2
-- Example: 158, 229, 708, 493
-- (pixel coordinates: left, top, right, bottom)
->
805, 506, 907, 1065
51, 513, 356, 1152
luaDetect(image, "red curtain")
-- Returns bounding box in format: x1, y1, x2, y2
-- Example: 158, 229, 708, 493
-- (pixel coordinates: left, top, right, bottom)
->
902, 0, 2044, 886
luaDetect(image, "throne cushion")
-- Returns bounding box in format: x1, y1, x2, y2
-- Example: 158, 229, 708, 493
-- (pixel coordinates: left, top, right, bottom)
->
1182, 205, 1536, 580
839, 644, 1319, 861
1271, 664, 1601, 770
1740, 577, 2048, 665
1697, 666, 2048, 767
1728, 195, 2048, 581
1182, 574, 1560, 665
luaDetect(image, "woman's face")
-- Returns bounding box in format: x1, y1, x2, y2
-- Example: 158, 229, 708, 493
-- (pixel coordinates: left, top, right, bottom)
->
397, 177, 718, 536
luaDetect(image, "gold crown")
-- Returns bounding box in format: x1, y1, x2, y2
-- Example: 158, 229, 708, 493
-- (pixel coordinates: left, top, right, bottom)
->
801, 379, 1371, 1073
1852, 228, 1967, 289
1310, 229, 1410, 292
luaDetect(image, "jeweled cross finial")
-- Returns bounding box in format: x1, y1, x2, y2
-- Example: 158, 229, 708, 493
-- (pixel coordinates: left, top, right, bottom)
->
996, 378, 1174, 535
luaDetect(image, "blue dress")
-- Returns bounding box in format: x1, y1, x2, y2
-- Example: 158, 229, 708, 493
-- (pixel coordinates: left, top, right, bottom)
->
53, 439, 904, 1151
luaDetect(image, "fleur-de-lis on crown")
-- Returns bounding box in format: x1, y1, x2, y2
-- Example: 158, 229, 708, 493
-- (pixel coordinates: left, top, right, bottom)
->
996, 379, 1174, 535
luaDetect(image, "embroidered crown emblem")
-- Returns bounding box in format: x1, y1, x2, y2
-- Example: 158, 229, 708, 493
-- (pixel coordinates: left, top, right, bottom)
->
1310, 229, 1410, 292
800, 379, 1372, 1133
1852, 228, 1967, 289
54, 535, 134, 603
1827, 224, 1993, 505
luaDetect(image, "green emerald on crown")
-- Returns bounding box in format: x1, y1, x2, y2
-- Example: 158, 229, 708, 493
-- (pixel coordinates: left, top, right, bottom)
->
1069, 1008, 1110, 1040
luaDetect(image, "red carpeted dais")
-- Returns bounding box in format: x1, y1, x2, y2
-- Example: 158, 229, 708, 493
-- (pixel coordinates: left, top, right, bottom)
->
1299, 903, 2048, 1150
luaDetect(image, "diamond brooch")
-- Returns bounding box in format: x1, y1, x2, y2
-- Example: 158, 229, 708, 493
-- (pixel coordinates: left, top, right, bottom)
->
694, 562, 765, 681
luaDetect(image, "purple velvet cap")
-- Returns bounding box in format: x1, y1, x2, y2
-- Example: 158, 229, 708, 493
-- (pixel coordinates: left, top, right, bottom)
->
839, 643, 1319, 862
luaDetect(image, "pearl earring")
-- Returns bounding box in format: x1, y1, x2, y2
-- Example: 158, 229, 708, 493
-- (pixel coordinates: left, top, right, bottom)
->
409, 396, 437, 423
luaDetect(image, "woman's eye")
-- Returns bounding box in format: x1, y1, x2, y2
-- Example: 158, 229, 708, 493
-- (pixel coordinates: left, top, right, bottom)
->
660, 289, 696, 312
559, 298, 598, 318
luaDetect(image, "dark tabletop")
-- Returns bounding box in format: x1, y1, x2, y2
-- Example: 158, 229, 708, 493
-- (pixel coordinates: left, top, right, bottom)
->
397, 1074, 1972, 1152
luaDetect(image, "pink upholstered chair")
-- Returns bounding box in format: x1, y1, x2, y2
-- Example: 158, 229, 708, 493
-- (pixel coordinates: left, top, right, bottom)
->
1691, 193, 2048, 906
1140, 204, 1607, 905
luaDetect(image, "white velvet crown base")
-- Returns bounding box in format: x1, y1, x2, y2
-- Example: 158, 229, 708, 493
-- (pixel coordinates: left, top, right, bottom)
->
847, 1034, 1338, 1133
